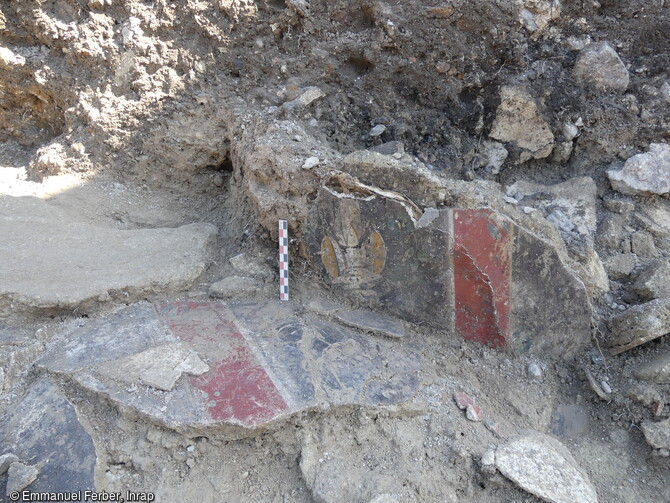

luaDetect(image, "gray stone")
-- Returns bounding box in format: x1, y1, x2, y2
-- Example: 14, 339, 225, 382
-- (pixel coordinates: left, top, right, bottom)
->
209, 276, 260, 300
631, 231, 658, 257
604, 254, 637, 280
609, 298, 670, 353
481, 140, 508, 174
302, 156, 320, 170
635, 349, 670, 384
334, 310, 405, 339
0, 378, 96, 493
608, 144, 670, 196
6, 462, 39, 495
0, 453, 19, 475
634, 201, 670, 239
0, 195, 216, 315
597, 214, 625, 250
602, 197, 635, 215
495, 432, 598, 503
370, 141, 404, 156
0, 366, 4, 393
562, 122, 579, 141
573, 42, 629, 92
282, 86, 325, 111
634, 260, 670, 300
369, 124, 386, 137
641, 418, 670, 450
490, 85, 554, 162
528, 363, 543, 380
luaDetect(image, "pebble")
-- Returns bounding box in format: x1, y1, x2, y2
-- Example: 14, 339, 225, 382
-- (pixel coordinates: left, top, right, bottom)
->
562, 122, 579, 141
527, 363, 543, 380
302, 156, 320, 169
573, 41, 629, 91
600, 380, 612, 394
369, 124, 386, 137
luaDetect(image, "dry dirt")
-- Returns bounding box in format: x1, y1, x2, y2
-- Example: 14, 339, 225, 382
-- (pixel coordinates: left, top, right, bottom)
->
1, 1, 670, 502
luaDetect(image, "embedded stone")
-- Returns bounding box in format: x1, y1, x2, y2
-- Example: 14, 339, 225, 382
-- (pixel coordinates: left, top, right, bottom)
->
490, 85, 554, 161
609, 298, 670, 353
573, 42, 629, 92
608, 144, 670, 196
495, 432, 598, 503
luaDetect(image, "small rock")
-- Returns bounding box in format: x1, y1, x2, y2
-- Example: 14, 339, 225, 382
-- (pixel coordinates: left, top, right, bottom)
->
6, 462, 39, 495
597, 213, 625, 250
641, 418, 670, 451
609, 298, 670, 352
661, 82, 670, 102
584, 367, 608, 400
210, 275, 260, 300
370, 141, 404, 156
481, 140, 508, 174
633, 260, 670, 300
480, 448, 496, 467
0, 454, 19, 475
631, 231, 657, 257
634, 349, 670, 384
302, 156, 320, 170
600, 380, 612, 394
466, 404, 484, 422
0, 47, 26, 67
283, 86, 325, 110
527, 363, 543, 380
604, 254, 636, 280
608, 143, 670, 196
490, 86, 554, 161
562, 122, 579, 141
186, 458, 196, 468
602, 196, 635, 214
573, 41, 629, 91
495, 432, 598, 503
369, 124, 386, 137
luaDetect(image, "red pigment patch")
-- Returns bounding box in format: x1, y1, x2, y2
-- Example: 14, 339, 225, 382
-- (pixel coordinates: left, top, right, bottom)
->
157, 302, 288, 426
453, 209, 512, 350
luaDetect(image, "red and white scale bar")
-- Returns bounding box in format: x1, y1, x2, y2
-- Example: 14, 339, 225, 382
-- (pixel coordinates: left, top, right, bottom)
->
279, 220, 289, 301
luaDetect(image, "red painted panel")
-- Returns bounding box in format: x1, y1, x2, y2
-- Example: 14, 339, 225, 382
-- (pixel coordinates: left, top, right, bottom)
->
157, 302, 288, 426
453, 209, 512, 349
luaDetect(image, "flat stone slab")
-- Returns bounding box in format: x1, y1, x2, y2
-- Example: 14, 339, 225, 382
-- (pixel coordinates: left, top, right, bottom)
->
0, 195, 216, 316
0, 378, 96, 496
334, 310, 405, 339
495, 432, 598, 503
306, 186, 591, 358
39, 301, 421, 431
